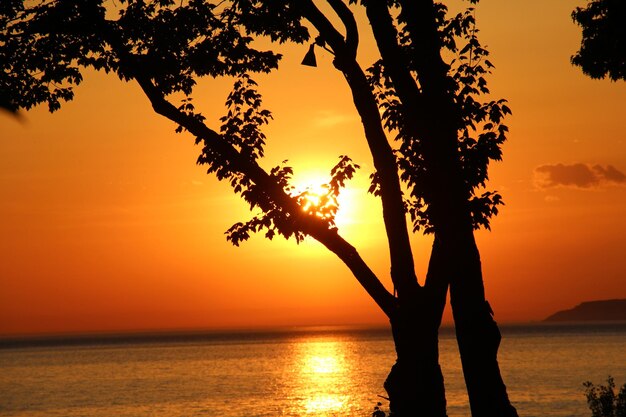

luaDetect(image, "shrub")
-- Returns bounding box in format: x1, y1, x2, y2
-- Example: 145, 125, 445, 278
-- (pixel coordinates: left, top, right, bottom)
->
584, 376, 626, 417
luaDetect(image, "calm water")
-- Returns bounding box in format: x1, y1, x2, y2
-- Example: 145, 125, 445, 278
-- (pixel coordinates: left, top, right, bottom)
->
1, 323, 625, 417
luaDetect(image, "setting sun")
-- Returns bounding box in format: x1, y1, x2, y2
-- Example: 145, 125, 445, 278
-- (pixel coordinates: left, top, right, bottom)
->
297, 183, 336, 219
291, 173, 356, 229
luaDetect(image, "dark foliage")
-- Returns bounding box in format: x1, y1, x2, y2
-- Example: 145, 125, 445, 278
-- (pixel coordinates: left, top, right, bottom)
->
572, 0, 626, 81
1, 0, 509, 239
0, 0, 303, 112
367, 4, 509, 233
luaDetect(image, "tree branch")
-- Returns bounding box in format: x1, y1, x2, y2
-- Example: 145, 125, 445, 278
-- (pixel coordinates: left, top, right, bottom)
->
133, 74, 396, 317
298, 0, 419, 297
96, 13, 396, 316
325, 0, 358, 59
365, 0, 424, 117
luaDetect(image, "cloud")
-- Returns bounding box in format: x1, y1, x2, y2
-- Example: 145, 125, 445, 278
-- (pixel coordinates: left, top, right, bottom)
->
534, 163, 626, 189
313, 111, 355, 128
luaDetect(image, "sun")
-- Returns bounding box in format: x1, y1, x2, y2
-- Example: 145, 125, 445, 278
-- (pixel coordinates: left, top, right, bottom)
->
291, 173, 355, 228
299, 183, 336, 219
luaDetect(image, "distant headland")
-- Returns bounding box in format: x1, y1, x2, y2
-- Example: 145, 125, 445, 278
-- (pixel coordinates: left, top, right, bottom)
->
545, 299, 626, 322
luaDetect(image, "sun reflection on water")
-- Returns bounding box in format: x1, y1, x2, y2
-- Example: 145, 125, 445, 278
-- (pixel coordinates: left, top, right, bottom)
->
306, 354, 339, 374
291, 338, 353, 415
304, 394, 347, 413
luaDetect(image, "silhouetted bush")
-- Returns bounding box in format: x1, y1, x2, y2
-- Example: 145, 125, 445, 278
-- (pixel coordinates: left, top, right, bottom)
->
584, 376, 626, 417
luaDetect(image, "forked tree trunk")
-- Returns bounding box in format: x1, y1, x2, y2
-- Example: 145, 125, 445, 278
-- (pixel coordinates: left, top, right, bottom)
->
383, 233, 518, 417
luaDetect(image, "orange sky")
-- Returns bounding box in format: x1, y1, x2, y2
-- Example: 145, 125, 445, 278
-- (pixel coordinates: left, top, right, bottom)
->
1, 0, 626, 336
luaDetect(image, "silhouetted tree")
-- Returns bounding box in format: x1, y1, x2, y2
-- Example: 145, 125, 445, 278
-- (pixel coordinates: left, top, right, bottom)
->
572, 0, 626, 81
1, 1, 517, 415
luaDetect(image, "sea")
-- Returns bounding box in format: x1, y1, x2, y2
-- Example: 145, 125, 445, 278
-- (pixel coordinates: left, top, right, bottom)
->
0, 323, 625, 417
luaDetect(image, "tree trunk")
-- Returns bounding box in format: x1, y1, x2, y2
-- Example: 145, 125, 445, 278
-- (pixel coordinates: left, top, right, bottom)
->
424, 176, 517, 416
447, 233, 519, 417
418, 128, 518, 416
384, 294, 447, 417
384, 239, 449, 417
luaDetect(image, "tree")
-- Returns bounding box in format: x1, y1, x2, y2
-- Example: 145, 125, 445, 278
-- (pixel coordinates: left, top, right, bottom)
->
572, 0, 626, 81
1, 1, 517, 415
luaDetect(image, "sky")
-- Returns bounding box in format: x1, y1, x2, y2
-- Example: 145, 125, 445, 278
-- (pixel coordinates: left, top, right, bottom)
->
1, 0, 626, 336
